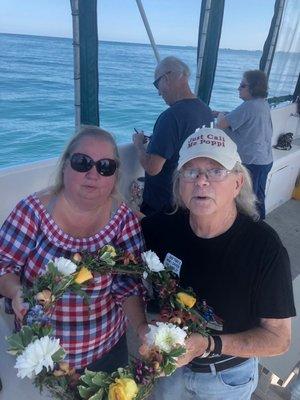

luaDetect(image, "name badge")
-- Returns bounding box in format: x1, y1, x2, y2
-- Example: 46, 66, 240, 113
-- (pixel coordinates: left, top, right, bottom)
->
164, 253, 182, 276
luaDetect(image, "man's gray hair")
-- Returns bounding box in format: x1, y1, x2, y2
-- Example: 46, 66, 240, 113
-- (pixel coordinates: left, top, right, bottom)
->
156, 56, 191, 78
172, 162, 260, 220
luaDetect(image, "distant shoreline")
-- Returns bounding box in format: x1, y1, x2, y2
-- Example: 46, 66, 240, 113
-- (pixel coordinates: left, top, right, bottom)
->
0, 31, 262, 53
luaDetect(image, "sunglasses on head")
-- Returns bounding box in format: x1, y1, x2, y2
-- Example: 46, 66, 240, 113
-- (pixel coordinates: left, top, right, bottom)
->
70, 153, 118, 176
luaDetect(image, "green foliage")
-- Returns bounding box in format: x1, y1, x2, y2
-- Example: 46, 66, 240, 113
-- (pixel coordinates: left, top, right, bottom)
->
52, 347, 66, 363
162, 361, 176, 377
78, 369, 113, 400
168, 346, 186, 358
6, 326, 37, 355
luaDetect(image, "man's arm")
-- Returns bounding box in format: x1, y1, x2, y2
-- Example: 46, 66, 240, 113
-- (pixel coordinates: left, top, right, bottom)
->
220, 317, 291, 357
133, 132, 166, 176
176, 317, 291, 367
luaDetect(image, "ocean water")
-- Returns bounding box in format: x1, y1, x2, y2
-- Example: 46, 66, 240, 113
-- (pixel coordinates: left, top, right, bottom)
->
0, 32, 285, 169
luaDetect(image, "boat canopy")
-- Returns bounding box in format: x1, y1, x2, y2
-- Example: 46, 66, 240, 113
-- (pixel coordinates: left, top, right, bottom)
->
70, 0, 299, 126
261, 0, 300, 101
195, 0, 225, 105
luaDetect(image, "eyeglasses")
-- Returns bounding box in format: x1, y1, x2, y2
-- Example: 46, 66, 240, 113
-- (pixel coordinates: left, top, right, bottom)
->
70, 153, 118, 176
180, 168, 231, 182
153, 71, 171, 89
239, 83, 249, 89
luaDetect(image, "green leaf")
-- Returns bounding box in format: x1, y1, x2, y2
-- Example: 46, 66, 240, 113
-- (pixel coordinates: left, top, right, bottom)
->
51, 347, 66, 363
47, 262, 60, 276
6, 326, 36, 354
89, 389, 104, 400
78, 385, 96, 399
91, 372, 109, 386
80, 370, 99, 388
168, 347, 186, 358
70, 284, 91, 305
163, 362, 176, 376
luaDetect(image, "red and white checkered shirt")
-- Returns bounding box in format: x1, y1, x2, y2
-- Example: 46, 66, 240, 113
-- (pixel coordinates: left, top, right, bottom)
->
0, 194, 145, 369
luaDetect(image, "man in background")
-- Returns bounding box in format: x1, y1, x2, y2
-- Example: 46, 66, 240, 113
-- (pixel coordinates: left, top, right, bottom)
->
133, 56, 212, 216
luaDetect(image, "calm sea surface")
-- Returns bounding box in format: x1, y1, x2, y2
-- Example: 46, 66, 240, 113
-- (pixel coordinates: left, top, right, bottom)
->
0, 32, 290, 169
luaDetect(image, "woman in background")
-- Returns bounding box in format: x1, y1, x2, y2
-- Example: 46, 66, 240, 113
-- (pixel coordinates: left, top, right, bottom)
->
215, 70, 273, 219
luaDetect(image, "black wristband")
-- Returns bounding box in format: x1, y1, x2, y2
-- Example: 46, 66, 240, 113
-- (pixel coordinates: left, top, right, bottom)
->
211, 335, 222, 356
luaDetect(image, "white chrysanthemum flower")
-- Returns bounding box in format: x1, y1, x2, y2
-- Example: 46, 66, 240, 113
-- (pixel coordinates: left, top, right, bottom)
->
142, 251, 165, 273
145, 322, 187, 353
54, 257, 77, 275
15, 336, 62, 379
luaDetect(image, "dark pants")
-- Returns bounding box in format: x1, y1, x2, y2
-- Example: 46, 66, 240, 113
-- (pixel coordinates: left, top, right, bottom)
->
77, 334, 128, 374
245, 162, 273, 220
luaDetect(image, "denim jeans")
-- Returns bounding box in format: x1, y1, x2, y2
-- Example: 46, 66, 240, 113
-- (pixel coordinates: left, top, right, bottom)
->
149, 358, 259, 400
244, 162, 273, 220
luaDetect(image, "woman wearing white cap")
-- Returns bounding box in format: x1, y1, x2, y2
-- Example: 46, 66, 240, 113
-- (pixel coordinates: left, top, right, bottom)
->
141, 127, 295, 400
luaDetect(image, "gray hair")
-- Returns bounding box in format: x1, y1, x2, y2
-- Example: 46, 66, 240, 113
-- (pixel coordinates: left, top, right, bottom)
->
155, 56, 191, 79
51, 125, 120, 196
172, 162, 259, 220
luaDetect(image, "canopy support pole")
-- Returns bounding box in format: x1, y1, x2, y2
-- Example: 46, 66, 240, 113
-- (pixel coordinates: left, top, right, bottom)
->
70, 0, 99, 128
70, 0, 81, 130
195, 0, 225, 105
135, 0, 160, 63
259, 0, 286, 77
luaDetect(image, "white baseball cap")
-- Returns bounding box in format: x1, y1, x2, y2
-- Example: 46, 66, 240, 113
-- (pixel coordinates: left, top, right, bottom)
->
178, 127, 241, 170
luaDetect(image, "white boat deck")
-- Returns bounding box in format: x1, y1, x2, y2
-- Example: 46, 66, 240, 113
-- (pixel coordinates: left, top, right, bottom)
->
254, 199, 300, 400
1, 198, 299, 400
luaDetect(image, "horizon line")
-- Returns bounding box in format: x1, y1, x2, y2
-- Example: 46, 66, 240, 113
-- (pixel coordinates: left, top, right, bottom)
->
0, 31, 263, 52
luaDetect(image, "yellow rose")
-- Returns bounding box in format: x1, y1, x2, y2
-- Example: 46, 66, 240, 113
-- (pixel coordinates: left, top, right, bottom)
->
108, 378, 138, 400
102, 245, 117, 258
176, 292, 196, 308
74, 266, 93, 284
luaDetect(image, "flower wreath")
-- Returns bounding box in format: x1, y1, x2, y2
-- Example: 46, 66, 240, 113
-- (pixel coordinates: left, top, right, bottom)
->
6, 246, 222, 400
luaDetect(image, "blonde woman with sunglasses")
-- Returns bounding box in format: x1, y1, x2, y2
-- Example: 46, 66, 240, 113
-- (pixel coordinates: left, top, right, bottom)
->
0, 125, 148, 374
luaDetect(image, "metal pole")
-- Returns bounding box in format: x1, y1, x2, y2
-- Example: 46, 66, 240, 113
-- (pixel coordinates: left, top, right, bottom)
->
135, 0, 160, 63
264, 0, 286, 77
195, 0, 211, 94
70, 0, 81, 130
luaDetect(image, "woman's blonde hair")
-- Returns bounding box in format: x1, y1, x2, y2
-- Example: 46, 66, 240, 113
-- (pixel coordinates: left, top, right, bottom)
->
51, 125, 120, 197
172, 162, 259, 220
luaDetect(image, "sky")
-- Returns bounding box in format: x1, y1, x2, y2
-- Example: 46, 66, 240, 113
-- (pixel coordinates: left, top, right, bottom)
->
0, 0, 276, 50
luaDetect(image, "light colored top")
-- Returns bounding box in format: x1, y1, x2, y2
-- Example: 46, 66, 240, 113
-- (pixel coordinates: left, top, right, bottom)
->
226, 98, 273, 165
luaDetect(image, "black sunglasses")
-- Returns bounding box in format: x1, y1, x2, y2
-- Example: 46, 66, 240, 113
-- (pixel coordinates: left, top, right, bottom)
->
153, 71, 171, 89
70, 153, 118, 176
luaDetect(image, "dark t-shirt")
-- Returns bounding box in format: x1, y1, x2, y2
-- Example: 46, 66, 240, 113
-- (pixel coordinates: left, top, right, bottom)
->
141, 210, 296, 335
143, 98, 212, 212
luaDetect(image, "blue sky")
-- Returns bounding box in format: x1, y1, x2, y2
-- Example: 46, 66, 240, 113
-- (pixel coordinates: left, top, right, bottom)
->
0, 0, 275, 50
